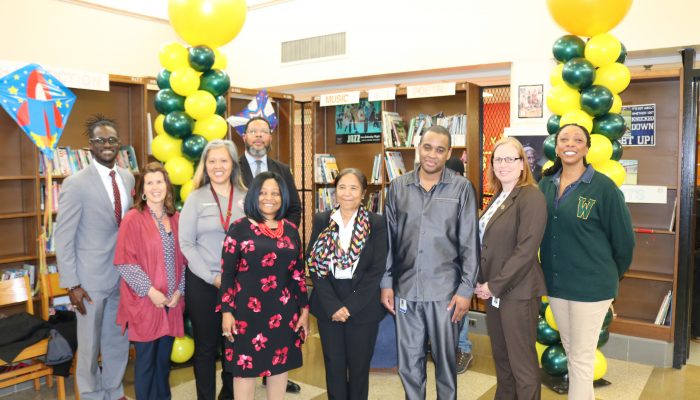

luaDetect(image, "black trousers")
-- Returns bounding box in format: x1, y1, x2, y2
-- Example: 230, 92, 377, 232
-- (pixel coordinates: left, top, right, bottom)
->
134, 335, 174, 400
186, 268, 233, 400
316, 279, 380, 400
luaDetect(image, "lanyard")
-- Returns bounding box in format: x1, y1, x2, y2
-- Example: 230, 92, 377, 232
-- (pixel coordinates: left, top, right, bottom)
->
210, 184, 234, 231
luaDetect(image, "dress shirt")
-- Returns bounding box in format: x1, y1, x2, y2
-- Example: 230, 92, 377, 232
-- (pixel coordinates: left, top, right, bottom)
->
329, 208, 359, 280
93, 160, 129, 219
244, 152, 268, 175
381, 168, 479, 301
478, 191, 509, 242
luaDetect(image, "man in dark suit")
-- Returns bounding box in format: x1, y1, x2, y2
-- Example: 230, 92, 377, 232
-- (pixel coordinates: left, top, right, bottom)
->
55, 115, 135, 400
238, 116, 302, 394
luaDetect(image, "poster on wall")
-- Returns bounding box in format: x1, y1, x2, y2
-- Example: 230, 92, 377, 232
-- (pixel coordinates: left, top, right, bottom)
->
503, 133, 548, 182
619, 104, 656, 146
335, 99, 382, 144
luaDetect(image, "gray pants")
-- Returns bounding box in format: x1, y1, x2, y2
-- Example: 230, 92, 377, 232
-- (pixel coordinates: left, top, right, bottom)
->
76, 283, 129, 400
395, 298, 460, 400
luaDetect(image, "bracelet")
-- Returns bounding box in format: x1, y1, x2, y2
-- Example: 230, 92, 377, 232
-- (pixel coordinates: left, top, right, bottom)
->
67, 285, 81, 292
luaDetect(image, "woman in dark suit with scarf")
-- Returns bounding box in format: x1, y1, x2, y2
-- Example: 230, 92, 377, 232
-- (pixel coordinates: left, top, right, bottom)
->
474, 137, 547, 400
307, 168, 388, 400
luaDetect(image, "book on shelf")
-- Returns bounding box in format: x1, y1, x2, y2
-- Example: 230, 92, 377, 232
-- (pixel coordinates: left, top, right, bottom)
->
654, 290, 672, 325
40, 182, 62, 212
316, 187, 336, 212
314, 154, 340, 184
370, 153, 383, 184
39, 145, 139, 176
1, 264, 36, 290
382, 111, 408, 147
365, 190, 384, 214
385, 151, 407, 182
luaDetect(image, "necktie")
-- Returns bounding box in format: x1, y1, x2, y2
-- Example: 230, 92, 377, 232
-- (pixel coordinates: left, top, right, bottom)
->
110, 170, 122, 226
254, 160, 263, 177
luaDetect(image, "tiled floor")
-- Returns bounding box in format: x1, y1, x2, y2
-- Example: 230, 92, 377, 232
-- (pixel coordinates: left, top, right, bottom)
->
5, 328, 700, 399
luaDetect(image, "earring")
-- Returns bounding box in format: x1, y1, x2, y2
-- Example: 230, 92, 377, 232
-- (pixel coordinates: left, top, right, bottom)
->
141, 193, 147, 201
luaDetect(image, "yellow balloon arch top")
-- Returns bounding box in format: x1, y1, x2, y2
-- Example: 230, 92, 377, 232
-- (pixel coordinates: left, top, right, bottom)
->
168, 0, 248, 47
546, 0, 633, 37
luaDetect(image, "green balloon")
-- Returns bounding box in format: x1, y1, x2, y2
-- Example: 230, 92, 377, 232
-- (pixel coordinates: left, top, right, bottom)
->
537, 316, 561, 345
611, 140, 623, 161
562, 57, 596, 90
542, 345, 568, 377
183, 314, 193, 336
547, 115, 561, 135
593, 113, 626, 141
182, 134, 208, 161
156, 69, 171, 90
544, 134, 557, 161
199, 69, 230, 97
173, 185, 182, 202
598, 328, 610, 348
215, 95, 227, 116
553, 35, 586, 63
189, 45, 215, 72
164, 111, 194, 138
617, 43, 627, 63
602, 308, 614, 329
154, 89, 185, 114
581, 85, 614, 117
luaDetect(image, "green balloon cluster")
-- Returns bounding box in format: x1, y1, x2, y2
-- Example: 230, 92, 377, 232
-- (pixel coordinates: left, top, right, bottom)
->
154, 89, 185, 114
216, 95, 227, 116
593, 113, 626, 141
537, 316, 561, 345
611, 140, 623, 161
581, 85, 614, 117
547, 115, 561, 135
157, 69, 171, 90
553, 35, 586, 63
182, 134, 208, 161
562, 58, 596, 90
188, 45, 216, 72
542, 345, 568, 376
544, 134, 557, 161
199, 69, 231, 97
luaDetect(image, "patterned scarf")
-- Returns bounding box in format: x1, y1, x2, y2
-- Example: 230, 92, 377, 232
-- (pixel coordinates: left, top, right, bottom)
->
307, 204, 371, 279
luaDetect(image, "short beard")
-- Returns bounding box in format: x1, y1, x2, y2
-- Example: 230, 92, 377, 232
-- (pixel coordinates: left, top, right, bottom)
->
246, 145, 270, 158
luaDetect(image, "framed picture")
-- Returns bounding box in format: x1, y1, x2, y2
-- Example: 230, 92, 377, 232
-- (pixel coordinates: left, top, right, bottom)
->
506, 133, 548, 182
518, 84, 543, 118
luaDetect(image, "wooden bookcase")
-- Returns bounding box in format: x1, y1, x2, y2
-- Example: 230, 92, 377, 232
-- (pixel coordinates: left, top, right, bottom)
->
311, 82, 481, 213
608, 70, 682, 342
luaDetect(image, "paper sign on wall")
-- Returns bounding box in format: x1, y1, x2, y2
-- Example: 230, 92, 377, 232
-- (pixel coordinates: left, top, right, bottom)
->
407, 82, 456, 99
320, 91, 360, 107
368, 87, 396, 102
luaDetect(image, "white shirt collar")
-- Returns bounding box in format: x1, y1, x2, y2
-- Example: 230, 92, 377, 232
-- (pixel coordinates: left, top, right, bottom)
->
244, 151, 268, 168
330, 208, 358, 229
93, 159, 118, 178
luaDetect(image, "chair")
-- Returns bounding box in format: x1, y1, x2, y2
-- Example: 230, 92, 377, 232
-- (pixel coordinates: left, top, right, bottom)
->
0, 275, 64, 400
39, 272, 77, 400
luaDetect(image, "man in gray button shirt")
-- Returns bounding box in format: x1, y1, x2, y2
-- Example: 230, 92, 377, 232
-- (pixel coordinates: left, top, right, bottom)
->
380, 126, 479, 400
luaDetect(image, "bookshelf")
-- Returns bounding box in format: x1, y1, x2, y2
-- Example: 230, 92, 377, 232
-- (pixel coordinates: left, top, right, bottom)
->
0, 75, 148, 313
608, 71, 682, 341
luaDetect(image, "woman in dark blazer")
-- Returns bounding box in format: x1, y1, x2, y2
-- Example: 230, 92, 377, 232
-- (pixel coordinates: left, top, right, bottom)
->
307, 168, 387, 400
475, 137, 547, 400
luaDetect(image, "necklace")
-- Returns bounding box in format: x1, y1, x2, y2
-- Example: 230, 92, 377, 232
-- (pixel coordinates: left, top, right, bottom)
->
149, 207, 166, 225
210, 183, 235, 231
258, 220, 284, 239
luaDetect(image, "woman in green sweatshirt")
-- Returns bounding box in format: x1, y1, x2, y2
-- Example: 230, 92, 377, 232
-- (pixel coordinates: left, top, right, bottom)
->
539, 124, 635, 400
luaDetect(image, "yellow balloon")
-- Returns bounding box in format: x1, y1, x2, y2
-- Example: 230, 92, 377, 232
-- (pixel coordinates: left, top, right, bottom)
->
168, 0, 247, 47
593, 350, 608, 380
165, 156, 195, 186
542, 160, 555, 173
194, 114, 228, 142
171, 336, 195, 363
610, 94, 623, 114
154, 114, 166, 136
550, 63, 565, 87
545, 305, 558, 331
547, 84, 581, 116
585, 33, 622, 68
536, 342, 548, 367
159, 42, 189, 71
546, 0, 633, 37
212, 48, 228, 70
180, 180, 195, 201
185, 90, 217, 120
588, 134, 614, 166
593, 63, 631, 94
170, 67, 201, 97
595, 159, 627, 186
152, 133, 183, 162
560, 109, 593, 133
542, 296, 549, 304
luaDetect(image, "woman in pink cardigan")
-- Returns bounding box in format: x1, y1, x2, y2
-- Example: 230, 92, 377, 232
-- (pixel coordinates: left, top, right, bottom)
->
114, 162, 187, 400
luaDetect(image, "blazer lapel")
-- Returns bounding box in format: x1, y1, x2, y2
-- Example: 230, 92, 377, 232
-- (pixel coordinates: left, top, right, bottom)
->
239, 156, 254, 186
483, 187, 521, 236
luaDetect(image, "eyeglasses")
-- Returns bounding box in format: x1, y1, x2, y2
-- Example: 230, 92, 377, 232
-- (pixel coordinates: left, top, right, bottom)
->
89, 137, 120, 145
245, 129, 271, 135
493, 157, 522, 164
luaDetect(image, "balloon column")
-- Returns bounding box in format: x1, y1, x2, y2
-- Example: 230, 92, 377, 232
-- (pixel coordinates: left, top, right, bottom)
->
536, 297, 611, 382
545, 0, 633, 187
153, 0, 247, 203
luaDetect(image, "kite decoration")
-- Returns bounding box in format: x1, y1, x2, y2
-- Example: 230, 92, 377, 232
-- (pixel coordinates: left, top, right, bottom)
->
227, 89, 278, 136
0, 63, 76, 158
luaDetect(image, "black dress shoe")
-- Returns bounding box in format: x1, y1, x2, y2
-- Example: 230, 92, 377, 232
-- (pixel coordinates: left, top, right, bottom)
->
217, 389, 233, 400
261, 377, 301, 393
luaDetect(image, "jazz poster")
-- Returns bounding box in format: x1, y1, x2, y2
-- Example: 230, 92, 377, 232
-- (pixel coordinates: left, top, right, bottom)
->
335, 99, 381, 144
620, 104, 656, 146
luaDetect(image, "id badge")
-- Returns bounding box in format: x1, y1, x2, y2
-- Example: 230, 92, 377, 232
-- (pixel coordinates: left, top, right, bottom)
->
491, 297, 500, 309
399, 298, 408, 314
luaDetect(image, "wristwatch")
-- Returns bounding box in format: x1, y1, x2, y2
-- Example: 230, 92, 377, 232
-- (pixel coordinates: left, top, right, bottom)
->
67, 285, 81, 292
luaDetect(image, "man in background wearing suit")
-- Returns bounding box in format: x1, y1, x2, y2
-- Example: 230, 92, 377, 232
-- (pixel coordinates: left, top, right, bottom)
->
55, 115, 135, 400
238, 116, 302, 394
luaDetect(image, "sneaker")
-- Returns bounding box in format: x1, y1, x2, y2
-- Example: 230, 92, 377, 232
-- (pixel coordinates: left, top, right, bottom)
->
456, 351, 473, 374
